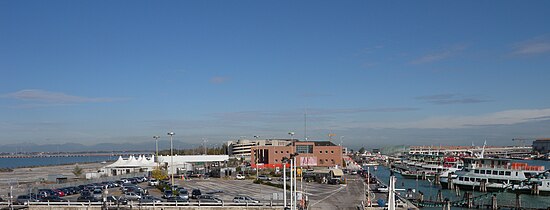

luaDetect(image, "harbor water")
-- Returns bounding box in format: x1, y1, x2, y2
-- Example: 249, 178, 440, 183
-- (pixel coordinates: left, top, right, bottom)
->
368, 160, 550, 209
0, 155, 116, 168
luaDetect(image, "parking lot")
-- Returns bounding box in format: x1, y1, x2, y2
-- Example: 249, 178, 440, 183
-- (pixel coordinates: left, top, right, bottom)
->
6, 173, 365, 210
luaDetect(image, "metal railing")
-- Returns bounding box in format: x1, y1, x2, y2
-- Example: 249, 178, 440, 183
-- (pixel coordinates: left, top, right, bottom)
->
0, 201, 285, 207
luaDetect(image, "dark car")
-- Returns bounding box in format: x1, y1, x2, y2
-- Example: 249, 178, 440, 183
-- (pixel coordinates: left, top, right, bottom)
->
40, 196, 66, 202
257, 175, 272, 181
167, 196, 188, 202
328, 178, 341, 185
139, 195, 161, 204
38, 189, 56, 197
16, 195, 40, 204
105, 196, 127, 205
191, 189, 201, 199
77, 196, 100, 202
162, 190, 173, 199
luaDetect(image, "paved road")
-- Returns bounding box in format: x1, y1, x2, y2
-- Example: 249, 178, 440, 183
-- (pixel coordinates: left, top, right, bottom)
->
307, 174, 364, 210
55, 174, 366, 209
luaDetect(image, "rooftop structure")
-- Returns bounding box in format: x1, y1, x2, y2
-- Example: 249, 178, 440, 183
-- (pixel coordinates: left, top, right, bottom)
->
227, 138, 292, 160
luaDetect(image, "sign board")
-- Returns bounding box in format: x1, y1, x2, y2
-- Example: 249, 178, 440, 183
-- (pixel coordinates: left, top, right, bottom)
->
300, 157, 317, 166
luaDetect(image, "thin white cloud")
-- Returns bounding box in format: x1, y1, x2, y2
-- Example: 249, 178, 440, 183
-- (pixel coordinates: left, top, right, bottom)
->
410, 44, 467, 64
415, 94, 491, 105
209, 76, 230, 84
1, 89, 123, 103
362, 108, 550, 129
512, 36, 550, 55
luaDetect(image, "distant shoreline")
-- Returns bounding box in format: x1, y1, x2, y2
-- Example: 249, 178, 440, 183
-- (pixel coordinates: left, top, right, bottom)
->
0, 159, 114, 171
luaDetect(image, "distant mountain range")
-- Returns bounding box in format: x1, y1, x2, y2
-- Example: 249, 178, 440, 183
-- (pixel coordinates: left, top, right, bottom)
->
0, 140, 201, 153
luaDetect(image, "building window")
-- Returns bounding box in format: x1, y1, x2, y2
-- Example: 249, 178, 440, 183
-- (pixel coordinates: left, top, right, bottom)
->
286, 151, 289, 153
325, 151, 328, 153
319, 151, 322, 153
281, 151, 284, 153
296, 145, 313, 154
325, 159, 328, 162
331, 151, 334, 153
275, 151, 278, 153
275, 159, 278, 162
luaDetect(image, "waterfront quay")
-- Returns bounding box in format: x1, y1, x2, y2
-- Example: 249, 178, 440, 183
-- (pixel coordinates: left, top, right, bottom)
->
363, 155, 550, 209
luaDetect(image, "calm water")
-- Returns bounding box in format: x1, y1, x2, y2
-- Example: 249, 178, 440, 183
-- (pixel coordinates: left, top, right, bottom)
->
368, 160, 550, 209
0, 156, 116, 168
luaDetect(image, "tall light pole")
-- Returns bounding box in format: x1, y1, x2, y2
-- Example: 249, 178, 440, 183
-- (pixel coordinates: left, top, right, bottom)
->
282, 157, 287, 208
288, 132, 296, 210
253, 135, 260, 181
153, 136, 160, 168
167, 131, 175, 187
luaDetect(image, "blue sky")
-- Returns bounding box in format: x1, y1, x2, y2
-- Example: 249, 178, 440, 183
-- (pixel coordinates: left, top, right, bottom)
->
1, 1, 550, 149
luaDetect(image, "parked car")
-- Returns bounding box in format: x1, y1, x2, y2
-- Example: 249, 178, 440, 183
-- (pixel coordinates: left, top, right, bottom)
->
104, 195, 127, 205
162, 190, 173, 199
328, 178, 341, 185
233, 195, 259, 203
148, 179, 159, 186
196, 195, 222, 203
167, 196, 188, 202
92, 188, 103, 199
77, 195, 100, 202
40, 196, 66, 202
178, 188, 189, 200
191, 189, 201, 199
121, 192, 142, 201
38, 189, 56, 197
236, 174, 245, 180
351, 170, 358, 175
257, 175, 271, 181
16, 195, 40, 205
54, 189, 66, 197
139, 195, 161, 204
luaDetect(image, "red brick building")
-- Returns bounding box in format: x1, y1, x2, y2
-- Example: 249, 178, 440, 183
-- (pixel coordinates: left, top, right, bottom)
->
250, 141, 343, 169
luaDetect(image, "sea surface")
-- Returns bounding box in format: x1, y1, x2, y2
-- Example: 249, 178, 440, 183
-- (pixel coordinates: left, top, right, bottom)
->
0, 155, 117, 168
368, 160, 550, 209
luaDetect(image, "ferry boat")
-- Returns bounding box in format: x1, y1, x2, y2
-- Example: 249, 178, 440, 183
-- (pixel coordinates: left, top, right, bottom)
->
510, 170, 550, 195
441, 157, 545, 191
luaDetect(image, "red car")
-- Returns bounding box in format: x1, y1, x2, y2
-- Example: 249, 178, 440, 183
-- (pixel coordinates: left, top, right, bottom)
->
54, 189, 65, 197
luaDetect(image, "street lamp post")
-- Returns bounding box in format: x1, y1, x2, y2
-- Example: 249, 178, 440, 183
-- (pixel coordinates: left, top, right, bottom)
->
167, 132, 175, 187
254, 135, 260, 182
282, 157, 288, 208
153, 136, 160, 167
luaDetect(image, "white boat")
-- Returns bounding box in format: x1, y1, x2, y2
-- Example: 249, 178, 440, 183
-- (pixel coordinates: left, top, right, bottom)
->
441, 157, 545, 191
510, 170, 550, 195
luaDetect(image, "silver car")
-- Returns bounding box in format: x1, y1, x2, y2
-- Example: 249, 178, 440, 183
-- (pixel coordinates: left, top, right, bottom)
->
233, 195, 259, 203
121, 192, 141, 201
197, 195, 222, 203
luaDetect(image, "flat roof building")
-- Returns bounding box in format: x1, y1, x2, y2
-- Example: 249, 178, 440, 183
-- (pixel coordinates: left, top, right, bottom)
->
251, 140, 343, 169
227, 138, 292, 160
533, 138, 550, 153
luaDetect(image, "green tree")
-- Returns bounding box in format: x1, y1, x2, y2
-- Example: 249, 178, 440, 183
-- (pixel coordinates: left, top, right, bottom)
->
358, 147, 366, 154
152, 168, 168, 180
72, 164, 83, 177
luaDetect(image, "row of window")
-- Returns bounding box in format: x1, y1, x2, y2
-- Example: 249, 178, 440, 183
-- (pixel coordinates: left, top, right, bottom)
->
474, 169, 513, 176
274, 150, 336, 154
273, 159, 336, 163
